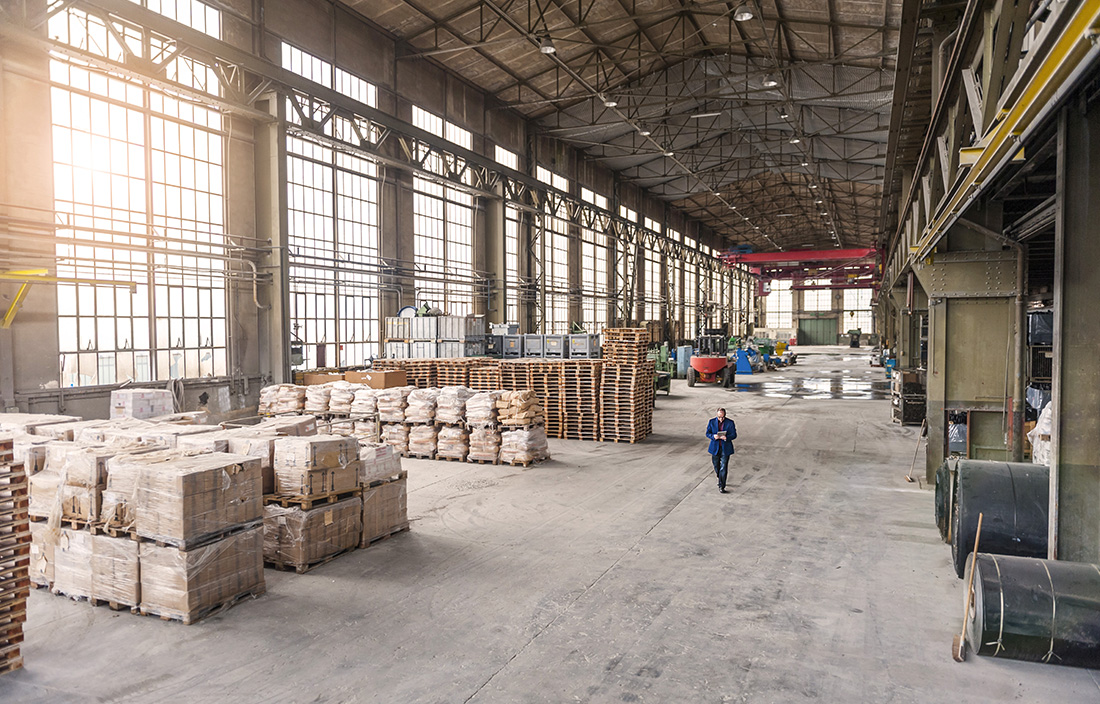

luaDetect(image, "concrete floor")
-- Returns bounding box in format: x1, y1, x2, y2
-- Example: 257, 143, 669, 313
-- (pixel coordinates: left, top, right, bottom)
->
3, 347, 1099, 702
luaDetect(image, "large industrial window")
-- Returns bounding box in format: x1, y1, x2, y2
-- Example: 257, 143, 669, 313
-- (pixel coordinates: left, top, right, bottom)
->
50, 5, 228, 386
411, 106, 474, 315
767, 280, 794, 329
844, 288, 873, 332
536, 166, 570, 334
495, 146, 521, 323
803, 280, 832, 312
282, 43, 381, 368
644, 247, 662, 321
579, 188, 609, 332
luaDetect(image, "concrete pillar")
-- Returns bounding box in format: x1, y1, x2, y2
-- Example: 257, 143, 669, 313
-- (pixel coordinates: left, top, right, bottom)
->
483, 185, 506, 325
1050, 104, 1100, 562
253, 95, 290, 382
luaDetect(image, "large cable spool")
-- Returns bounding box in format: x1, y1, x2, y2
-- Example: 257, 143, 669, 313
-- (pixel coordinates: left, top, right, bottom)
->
966, 553, 1100, 668
950, 461, 1048, 578
934, 457, 960, 543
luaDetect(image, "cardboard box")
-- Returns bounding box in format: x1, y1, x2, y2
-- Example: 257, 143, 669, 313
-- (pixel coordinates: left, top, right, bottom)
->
345, 369, 408, 389
30, 521, 55, 587
53, 529, 141, 606
275, 462, 359, 496
263, 496, 362, 567
303, 372, 345, 385
139, 527, 265, 624
360, 476, 408, 547
110, 389, 175, 420
274, 435, 357, 471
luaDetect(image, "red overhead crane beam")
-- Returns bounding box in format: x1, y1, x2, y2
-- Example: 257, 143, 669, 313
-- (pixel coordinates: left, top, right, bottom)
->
721, 248, 877, 265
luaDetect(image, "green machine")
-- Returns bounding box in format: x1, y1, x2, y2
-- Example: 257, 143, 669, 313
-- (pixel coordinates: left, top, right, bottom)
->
647, 343, 673, 395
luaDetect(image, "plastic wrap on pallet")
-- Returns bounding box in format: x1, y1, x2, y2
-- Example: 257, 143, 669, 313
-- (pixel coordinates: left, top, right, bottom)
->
322, 419, 355, 436
101, 450, 263, 545
139, 526, 265, 624
1028, 404, 1053, 466
408, 424, 438, 456
360, 476, 408, 548
53, 528, 141, 606
496, 390, 544, 426
13, 434, 51, 474
358, 442, 403, 484
110, 389, 174, 420
263, 496, 362, 567
328, 381, 359, 415
29, 468, 62, 519
304, 384, 332, 415
276, 385, 307, 414
71, 418, 150, 445
436, 426, 469, 460
258, 384, 279, 415
352, 419, 378, 443
382, 423, 409, 455
30, 520, 56, 587
466, 391, 502, 427
405, 388, 440, 424
45, 443, 115, 488
500, 427, 550, 465
0, 412, 81, 435
468, 427, 501, 462
253, 414, 317, 437
31, 418, 112, 442
137, 424, 222, 449
377, 386, 415, 422
273, 435, 358, 496
351, 387, 378, 416
436, 386, 474, 425
174, 430, 232, 454
225, 431, 279, 495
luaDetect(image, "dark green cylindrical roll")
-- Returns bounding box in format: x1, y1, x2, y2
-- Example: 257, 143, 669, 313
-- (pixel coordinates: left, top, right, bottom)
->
934, 458, 958, 543
950, 460, 1048, 578
967, 553, 1100, 668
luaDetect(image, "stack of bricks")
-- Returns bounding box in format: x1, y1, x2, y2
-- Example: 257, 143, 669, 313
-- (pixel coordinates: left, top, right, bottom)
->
561, 361, 602, 441
599, 329, 655, 443
0, 436, 28, 675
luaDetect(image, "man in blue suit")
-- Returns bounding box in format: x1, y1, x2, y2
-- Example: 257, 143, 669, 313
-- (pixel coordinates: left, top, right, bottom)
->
706, 408, 737, 493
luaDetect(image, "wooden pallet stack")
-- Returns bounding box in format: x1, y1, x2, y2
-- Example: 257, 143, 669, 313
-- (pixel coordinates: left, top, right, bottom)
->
529, 361, 564, 439
499, 360, 532, 391
561, 361, 602, 441
601, 328, 651, 364
371, 359, 407, 373
0, 436, 29, 675
599, 330, 656, 443
436, 358, 485, 387
403, 360, 437, 389
469, 364, 502, 391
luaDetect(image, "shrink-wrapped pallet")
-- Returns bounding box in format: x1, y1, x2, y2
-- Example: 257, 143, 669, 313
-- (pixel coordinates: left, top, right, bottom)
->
73, 418, 150, 445
360, 476, 408, 548
352, 419, 378, 443
497, 390, 544, 426
53, 529, 140, 606
263, 497, 362, 568
173, 430, 232, 454
408, 424, 438, 456
358, 442, 403, 485
404, 388, 439, 424
436, 426, 469, 460
273, 435, 358, 496
436, 386, 474, 425
258, 384, 279, 415
45, 443, 114, 488
29, 521, 56, 587
139, 424, 222, 449
321, 419, 355, 436
275, 385, 306, 414
28, 469, 61, 520
377, 387, 415, 422
328, 382, 358, 415
101, 450, 263, 547
110, 388, 174, 420
304, 384, 332, 414
0, 412, 81, 435
468, 427, 501, 463
254, 414, 317, 437
139, 526, 265, 624
31, 418, 111, 442
350, 387, 378, 416
500, 426, 550, 465
225, 431, 279, 495
32, 443, 127, 522
465, 391, 501, 427
381, 423, 409, 455
13, 434, 51, 474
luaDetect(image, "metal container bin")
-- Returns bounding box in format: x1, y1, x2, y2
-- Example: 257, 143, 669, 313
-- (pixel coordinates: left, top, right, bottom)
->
486, 336, 503, 358
523, 334, 544, 357
409, 341, 440, 358
503, 335, 524, 358
568, 334, 601, 358
410, 317, 439, 341
543, 335, 567, 358
491, 323, 519, 336
384, 341, 409, 359
385, 317, 410, 341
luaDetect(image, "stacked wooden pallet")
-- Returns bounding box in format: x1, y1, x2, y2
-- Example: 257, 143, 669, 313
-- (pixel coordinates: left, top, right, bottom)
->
602, 328, 651, 364
600, 353, 655, 443
371, 359, 407, 373
499, 360, 532, 391
561, 361, 602, 441
404, 360, 437, 389
0, 436, 28, 675
436, 358, 486, 387
469, 365, 502, 391
528, 361, 564, 439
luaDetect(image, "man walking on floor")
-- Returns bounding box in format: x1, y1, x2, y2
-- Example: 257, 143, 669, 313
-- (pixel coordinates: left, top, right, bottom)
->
706, 407, 737, 493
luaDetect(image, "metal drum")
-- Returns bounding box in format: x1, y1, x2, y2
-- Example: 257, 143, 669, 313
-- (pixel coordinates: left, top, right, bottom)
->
967, 553, 1100, 668
950, 460, 1048, 578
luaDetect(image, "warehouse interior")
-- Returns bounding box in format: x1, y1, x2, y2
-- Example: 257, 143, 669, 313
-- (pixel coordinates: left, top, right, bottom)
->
1, 0, 1100, 699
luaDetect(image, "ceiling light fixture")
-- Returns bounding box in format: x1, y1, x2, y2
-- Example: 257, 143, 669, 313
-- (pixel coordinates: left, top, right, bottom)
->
809, 184, 818, 189
663, 150, 674, 157
538, 36, 556, 54
733, 3, 754, 21
728, 205, 737, 210
762, 74, 779, 88
814, 199, 823, 204
801, 161, 809, 167
639, 128, 651, 136
690, 111, 722, 119
779, 107, 790, 119
789, 136, 801, 144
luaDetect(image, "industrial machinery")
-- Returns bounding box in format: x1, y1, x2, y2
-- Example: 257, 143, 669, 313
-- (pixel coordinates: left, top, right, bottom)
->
688, 333, 733, 387
848, 328, 862, 348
